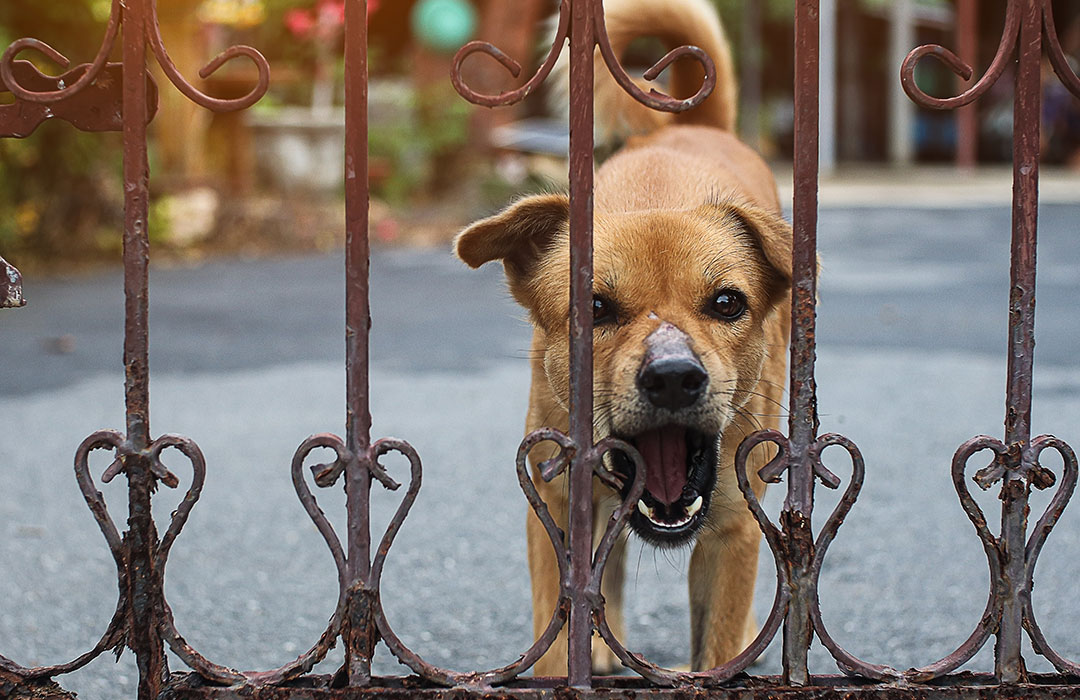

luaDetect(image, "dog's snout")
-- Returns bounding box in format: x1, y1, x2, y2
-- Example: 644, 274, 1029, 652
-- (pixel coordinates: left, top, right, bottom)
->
638, 356, 708, 410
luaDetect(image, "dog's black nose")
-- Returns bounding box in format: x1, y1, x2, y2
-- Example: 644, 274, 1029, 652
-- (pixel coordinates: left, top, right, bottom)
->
638, 356, 708, 410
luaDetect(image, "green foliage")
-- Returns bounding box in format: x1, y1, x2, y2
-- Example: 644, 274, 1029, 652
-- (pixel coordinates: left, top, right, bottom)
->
252, 0, 337, 89
0, 0, 123, 261
0, 125, 122, 259
369, 82, 472, 204
710, 0, 795, 32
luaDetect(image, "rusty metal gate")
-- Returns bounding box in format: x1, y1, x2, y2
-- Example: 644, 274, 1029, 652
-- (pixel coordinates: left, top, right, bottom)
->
2, 0, 1079, 698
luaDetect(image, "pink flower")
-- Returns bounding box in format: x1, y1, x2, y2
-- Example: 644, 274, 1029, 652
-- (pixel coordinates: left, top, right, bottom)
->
285, 0, 379, 40
284, 8, 315, 38
317, 0, 345, 27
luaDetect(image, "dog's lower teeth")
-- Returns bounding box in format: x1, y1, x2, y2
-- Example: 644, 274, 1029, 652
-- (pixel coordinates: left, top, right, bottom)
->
635, 495, 703, 530
650, 514, 692, 528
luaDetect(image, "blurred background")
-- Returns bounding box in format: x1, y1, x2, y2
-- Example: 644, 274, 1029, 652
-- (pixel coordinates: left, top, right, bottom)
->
6, 5, 1080, 697
3, 0, 1080, 269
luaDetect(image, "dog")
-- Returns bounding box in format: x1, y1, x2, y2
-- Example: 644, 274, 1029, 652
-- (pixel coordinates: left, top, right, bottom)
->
455, 0, 791, 675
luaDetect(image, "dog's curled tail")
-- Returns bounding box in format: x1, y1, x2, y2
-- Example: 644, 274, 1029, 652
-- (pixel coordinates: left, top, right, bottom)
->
590, 0, 737, 144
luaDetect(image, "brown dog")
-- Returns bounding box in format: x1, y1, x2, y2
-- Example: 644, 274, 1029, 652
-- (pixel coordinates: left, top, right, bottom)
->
455, 0, 790, 675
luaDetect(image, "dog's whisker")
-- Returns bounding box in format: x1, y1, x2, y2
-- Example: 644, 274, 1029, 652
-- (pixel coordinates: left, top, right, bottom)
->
709, 388, 789, 414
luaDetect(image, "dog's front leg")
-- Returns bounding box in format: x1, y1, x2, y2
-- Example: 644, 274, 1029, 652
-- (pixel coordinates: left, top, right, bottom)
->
592, 494, 626, 675
528, 474, 570, 676
528, 477, 627, 676
687, 519, 761, 670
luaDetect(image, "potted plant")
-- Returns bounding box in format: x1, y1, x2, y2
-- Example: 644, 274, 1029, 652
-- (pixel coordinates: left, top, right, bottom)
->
245, 0, 381, 193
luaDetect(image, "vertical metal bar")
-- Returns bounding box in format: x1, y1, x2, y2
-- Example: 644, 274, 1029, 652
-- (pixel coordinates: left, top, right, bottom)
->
343, 0, 374, 685
567, 0, 596, 687
123, 0, 152, 450
122, 1, 164, 698
996, 0, 1041, 683
784, 0, 821, 687
955, 0, 979, 169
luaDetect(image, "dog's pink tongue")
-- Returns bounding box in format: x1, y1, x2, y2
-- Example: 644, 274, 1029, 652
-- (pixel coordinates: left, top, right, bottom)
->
636, 426, 688, 505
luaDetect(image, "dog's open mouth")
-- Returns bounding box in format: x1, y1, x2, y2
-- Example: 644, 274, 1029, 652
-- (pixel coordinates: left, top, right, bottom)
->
610, 425, 719, 547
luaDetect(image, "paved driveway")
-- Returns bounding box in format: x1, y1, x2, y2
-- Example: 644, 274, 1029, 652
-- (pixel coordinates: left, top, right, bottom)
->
2, 205, 1080, 698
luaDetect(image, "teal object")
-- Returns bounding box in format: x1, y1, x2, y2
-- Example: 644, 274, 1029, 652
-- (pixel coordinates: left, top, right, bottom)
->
411, 0, 477, 53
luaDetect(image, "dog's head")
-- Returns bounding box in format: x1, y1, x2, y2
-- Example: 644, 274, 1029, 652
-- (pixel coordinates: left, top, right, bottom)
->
456, 193, 791, 547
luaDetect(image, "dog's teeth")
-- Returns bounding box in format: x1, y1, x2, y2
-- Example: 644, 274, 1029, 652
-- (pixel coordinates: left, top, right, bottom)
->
686, 495, 704, 517
637, 499, 651, 517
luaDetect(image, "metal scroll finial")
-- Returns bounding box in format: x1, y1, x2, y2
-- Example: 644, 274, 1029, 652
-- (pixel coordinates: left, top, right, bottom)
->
901, 0, 1080, 111
0, 0, 269, 114
449, 0, 715, 112
0, 0, 122, 105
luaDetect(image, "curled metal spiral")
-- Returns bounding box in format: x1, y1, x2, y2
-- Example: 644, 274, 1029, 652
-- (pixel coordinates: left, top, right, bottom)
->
590, 0, 715, 113
0, 432, 130, 679
451, 0, 570, 107
1020, 436, 1079, 674
803, 434, 908, 681
450, 0, 713, 112
900, 1, 1019, 110
902, 0, 1080, 110
2, 430, 200, 681
156, 426, 576, 690
374, 429, 574, 688
145, 6, 269, 113
0, 0, 268, 114
0, 0, 121, 104
808, 435, 1064, 683
1041, 0, 1080, 100
160, 434, 353, 686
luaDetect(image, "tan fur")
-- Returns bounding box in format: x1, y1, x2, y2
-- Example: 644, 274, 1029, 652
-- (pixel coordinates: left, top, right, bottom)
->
456, 0, 789, 676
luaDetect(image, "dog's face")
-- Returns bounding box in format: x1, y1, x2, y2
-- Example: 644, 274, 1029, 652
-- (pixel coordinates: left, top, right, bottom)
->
457, 193, 791, 547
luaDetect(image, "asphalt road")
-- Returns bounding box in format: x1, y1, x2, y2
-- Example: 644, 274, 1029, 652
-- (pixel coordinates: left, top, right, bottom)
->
2, 204, 1080, 698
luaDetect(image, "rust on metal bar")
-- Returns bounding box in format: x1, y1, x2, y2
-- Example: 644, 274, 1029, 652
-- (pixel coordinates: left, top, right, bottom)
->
994, 0, 1042, 683
343, 0, 376, 686
566, 0, 597, 687
0, 61, 158, 138
779, 0, 824, 688
160, 673, 1080, 699
0, 255, 25, 308
118, 2, 168, 699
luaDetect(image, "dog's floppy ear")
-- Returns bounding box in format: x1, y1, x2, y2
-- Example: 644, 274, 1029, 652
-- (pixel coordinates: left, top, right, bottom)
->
709, 200, 794, 302
455, 193, 570, 287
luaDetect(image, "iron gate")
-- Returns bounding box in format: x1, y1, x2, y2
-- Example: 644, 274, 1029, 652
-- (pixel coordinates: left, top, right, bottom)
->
2, 0, 1080, 698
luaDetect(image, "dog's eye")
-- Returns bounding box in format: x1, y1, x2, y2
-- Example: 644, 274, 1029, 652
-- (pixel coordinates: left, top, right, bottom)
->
592, 295, 617, 325
708, 289, 747, 321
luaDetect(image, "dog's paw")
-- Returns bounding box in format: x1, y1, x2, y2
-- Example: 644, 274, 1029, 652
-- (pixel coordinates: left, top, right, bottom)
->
591, 641, 622, 676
